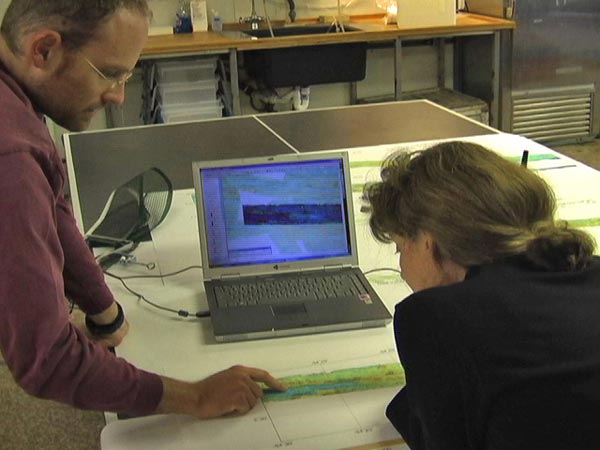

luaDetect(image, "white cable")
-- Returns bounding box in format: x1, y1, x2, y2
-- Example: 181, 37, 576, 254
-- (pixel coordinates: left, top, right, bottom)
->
263, 0, 275, 37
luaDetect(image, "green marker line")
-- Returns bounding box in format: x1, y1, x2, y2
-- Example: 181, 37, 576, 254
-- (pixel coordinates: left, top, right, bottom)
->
366, 274, 403, 285
350, 154, 564, 192
350, 153, 561, 173
506, 153, 561, 163
350, 161, 385, 169
569, 217, 600, 228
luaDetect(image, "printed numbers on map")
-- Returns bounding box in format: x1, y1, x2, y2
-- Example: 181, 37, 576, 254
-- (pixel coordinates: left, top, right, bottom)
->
253, 416, 268, 422
311, 359, 328, 365
274, 441, 293, 448
355, 427, 374, 434
380, 348, 396, 354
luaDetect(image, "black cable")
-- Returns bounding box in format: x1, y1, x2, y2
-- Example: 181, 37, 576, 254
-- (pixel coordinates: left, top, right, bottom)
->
105, 265, 400, 317
364, 267, 402, 276
112, 265, 203, 280
93, 242, 142, 271
103, 266, 210, 319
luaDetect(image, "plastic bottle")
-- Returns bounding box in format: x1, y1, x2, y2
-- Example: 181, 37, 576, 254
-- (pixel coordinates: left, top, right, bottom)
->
212, 10, 223, 32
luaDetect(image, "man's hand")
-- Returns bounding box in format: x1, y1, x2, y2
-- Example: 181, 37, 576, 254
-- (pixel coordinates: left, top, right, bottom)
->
157, 366, 287, 418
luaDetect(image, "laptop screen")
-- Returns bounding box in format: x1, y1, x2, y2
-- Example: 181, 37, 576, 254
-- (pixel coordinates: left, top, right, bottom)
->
199, 157, 352, 268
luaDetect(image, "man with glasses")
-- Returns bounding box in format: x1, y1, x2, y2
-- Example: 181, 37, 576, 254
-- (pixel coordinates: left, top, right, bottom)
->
0, 0, 285, 430
84, 55, 135, 90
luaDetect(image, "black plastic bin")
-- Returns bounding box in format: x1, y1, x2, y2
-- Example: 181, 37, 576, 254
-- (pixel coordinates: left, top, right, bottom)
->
243, 42, 367, 88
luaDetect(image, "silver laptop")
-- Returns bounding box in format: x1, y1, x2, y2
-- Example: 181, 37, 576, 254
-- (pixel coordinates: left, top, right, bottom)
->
192, 152, 391, 342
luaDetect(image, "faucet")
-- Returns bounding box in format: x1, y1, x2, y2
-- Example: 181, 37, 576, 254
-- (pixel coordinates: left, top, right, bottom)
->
287, 0, 296, 23
240, 0, 266, 29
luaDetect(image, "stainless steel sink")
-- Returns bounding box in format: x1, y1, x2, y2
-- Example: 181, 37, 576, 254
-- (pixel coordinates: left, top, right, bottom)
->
242, 24, 362, 38
242, 24, 367, 88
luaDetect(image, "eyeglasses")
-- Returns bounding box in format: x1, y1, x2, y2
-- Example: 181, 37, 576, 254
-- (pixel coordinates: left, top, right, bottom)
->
83, 56, 134, 90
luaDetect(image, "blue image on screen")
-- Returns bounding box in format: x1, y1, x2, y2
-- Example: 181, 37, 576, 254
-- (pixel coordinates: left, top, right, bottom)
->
242, 203, 343, 225
202, 159, 351, 267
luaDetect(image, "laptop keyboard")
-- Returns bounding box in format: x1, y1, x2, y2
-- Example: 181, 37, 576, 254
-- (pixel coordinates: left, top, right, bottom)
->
214, 272, 367, 308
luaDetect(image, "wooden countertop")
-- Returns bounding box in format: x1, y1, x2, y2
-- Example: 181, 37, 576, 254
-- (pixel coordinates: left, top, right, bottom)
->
141, 12, 515, 57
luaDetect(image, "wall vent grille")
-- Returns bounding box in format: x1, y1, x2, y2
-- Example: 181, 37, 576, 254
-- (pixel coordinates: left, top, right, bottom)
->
511, 86, 594, 143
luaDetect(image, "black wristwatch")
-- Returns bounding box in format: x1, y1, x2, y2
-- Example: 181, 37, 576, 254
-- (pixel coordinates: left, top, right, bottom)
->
85, 302, 125, 336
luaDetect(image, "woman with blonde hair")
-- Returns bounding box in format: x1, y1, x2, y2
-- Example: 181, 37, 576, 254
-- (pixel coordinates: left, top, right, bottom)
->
364, 141, 600, 449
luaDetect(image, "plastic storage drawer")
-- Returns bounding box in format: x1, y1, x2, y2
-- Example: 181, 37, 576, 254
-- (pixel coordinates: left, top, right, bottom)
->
160, 100, 222, 123
155, 59, 217, 84
157, 79, 219, 105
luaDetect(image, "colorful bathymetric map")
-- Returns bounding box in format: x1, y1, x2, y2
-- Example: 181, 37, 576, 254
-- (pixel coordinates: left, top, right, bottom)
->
263, 363, 405, 402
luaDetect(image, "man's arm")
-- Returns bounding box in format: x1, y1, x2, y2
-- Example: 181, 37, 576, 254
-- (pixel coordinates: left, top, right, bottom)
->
56, 193, 117, 314
0, 153, 160, 414
55, 186, 131, 346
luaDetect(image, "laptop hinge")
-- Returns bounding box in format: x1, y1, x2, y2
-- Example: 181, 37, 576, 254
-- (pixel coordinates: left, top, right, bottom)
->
323, 264, 352, 271
219, 273, 242, 280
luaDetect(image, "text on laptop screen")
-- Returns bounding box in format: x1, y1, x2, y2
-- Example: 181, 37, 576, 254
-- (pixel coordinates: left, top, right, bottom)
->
201, 158, 352, 268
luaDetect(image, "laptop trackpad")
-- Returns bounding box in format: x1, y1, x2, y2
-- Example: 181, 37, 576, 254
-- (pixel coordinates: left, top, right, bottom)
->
272, 303, 308, 317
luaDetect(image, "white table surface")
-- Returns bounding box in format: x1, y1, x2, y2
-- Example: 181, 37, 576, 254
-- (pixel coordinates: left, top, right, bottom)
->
100, 133, 600, 450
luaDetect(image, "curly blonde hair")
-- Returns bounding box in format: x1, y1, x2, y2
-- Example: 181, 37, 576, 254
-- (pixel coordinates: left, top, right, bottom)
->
363, 141, 596, 272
